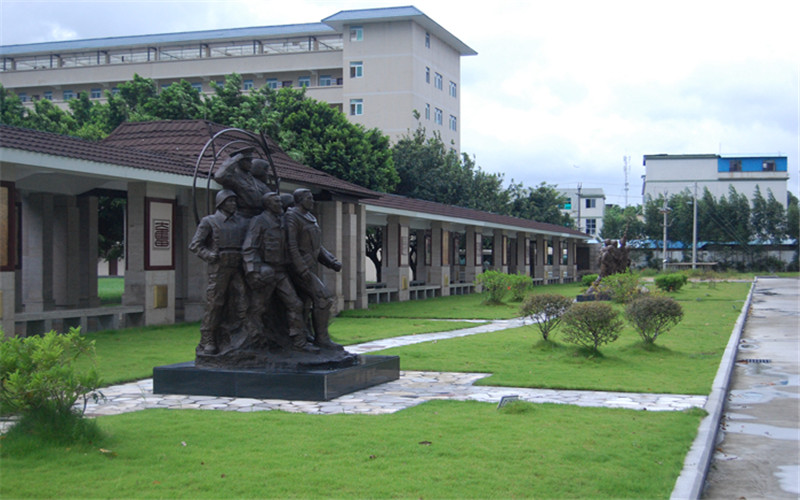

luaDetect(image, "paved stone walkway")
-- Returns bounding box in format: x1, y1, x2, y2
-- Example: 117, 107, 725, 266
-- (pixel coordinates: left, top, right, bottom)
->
77, 318, 706, 418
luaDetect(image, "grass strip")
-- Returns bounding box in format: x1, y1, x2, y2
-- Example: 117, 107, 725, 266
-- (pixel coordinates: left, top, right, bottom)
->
1, 400, 704, 499
78, 318, 483, 385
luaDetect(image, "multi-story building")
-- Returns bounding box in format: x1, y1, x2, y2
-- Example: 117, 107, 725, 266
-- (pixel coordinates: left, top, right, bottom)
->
642, 154, 790, 206
0, 6, 475, 151
558, 187, 605, 237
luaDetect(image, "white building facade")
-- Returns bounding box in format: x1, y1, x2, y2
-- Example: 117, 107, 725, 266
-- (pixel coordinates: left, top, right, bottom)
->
558, 188, 605, 237
0, 6, 475, 151
642, 154, 790, 206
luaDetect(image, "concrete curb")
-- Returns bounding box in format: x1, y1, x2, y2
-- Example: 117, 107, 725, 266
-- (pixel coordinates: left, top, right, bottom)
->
670, 279, 757, 500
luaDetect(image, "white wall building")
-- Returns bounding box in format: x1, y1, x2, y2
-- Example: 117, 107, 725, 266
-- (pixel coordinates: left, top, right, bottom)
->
0, 6, 475, 151
642, 154, 790, 206
558, 187, 605, 237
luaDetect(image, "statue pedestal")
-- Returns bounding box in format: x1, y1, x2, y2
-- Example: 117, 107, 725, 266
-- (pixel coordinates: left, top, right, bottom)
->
152, 355, 400, 401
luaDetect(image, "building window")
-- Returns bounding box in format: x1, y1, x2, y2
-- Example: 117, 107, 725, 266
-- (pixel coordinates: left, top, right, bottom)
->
43, 91, 53, 101
191, 82, 203, 92
350, 61, 363, 78
243, 79, 254, 90
62, 90, 74, 100
449, 115, 457, 131
350, 26, 363, 42
111, 87, 120, 95
282, 80, 292, 88
762, 160, 776, 171
90, 88, 101, 99
449, 81, 457, 98
434, 108, 443, 125
425, 32, 430, 48
730, 159, 742, 172
585, 219, 597, 235
562, 199, 572, 210
266, 78, 279, 89
585, 198, 596, 209
425, 66, 430, 84
298, 76, 310, 88
319, 75, 332, 87
434, 73, 443, 90
562, 246, 569, 265
350, 98, 363, 116
546, 240, 554, 265
425, 103, 430, 120
18, 92, 27, 102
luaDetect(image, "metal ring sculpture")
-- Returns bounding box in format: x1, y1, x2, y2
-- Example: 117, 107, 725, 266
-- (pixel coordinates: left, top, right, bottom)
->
191, 127, 281, 224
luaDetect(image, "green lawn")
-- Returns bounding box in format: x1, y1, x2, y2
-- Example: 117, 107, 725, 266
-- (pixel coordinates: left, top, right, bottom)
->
97, 276, 124, 305
370, 281, 750, 394
1, 400, 704, 499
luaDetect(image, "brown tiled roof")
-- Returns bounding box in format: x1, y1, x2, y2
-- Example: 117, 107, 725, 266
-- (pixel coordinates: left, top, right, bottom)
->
366, 193, 589, 238
101, 120, 379, 198
1, 120, 379, 199
0, 123, 189, 174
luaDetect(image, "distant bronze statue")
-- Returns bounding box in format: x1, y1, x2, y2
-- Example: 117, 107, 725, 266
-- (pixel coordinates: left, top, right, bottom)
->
598, 237, 630, 278
285, 188, 344, 351
189, 190, 249, 355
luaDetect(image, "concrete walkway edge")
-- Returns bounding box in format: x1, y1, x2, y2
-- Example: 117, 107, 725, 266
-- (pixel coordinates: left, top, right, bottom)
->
670, 279, 756, 500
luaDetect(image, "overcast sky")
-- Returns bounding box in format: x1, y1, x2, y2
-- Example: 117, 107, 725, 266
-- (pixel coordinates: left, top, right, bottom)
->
2, 0, 798, 205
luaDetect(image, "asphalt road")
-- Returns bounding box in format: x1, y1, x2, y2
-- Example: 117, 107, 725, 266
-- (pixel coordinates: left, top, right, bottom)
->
702, 277, 800, 499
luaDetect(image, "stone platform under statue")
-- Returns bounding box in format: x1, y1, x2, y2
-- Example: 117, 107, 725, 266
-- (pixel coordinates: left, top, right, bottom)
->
153, 354, 399, 401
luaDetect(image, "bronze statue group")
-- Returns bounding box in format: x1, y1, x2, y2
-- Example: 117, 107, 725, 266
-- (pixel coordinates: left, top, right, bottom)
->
190, 147, 345, 365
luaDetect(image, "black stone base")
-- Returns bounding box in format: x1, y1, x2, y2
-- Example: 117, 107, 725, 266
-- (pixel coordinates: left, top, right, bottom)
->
576, 292, 611, 302
152, 355, 400, 401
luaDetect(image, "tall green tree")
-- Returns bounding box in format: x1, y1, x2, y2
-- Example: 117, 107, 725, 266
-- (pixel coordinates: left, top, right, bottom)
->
505, 182, 572, 226
600, 204, 645, 240
0, 84, 26, 127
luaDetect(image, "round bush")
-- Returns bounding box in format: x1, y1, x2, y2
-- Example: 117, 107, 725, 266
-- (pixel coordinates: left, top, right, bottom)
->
560, 302, 624, 353
625, 295, 684, 343
519, 293, 574, 341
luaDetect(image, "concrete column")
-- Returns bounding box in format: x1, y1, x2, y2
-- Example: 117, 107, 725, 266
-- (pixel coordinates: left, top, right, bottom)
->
515, 232, 530, 276
78, 196, 100, 308
318, 200, 343, 313
52, 195, 80, 308
492, 229, 508, 273
354, 203, 368, 309
124, 182, 176, 326
22, 192, 54, 312
429, 222, 450, 296
340, 202, 359, 311
383, 215, 410, 301
0, 272, 14, 336
464, 226, 482, 284
533, 236, 545, 280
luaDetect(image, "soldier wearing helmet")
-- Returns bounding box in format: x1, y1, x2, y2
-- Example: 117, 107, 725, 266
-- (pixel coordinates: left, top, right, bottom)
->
189, 189, 249, 355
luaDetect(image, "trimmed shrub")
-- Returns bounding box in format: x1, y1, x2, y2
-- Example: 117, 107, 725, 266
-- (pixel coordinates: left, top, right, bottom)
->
654, 273, 688, 292
561, 302, 624, 353
507, 273, 533, 302
1, 328, 102, 443
625, 295, 684, 343
475, 270, 509, 304
519, 293, 574, 341
595, 271, 642, 304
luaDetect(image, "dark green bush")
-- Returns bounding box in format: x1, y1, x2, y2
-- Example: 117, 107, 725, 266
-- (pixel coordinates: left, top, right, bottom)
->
519, 293, 574, 341
475, 270, 509, 304
625, 295, 684, 343
581, 274, 599, 288
561, 302, 624, 353
594, 271, 642, 303
654, 273, 688, 292
507, 273, 532, 302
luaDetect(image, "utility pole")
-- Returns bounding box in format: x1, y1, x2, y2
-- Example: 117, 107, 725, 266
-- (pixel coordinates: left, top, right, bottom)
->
576, 183, 582, 234
659, 196, 672, 271
692, 182, 698, 270
623, 155, 631, 207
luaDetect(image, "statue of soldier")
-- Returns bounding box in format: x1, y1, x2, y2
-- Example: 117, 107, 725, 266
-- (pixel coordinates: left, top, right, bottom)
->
242, 192, 318, 353
189, 190, 249, 355
285, 188, 343, 350
213, 146, 269, 218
